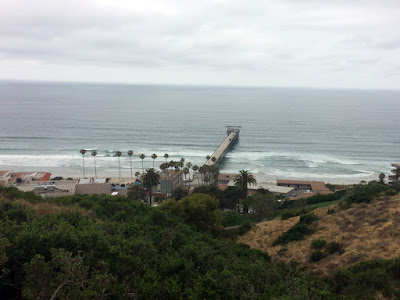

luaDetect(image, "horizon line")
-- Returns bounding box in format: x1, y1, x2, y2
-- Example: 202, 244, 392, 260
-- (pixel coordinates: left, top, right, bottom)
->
0, 78, 399, 92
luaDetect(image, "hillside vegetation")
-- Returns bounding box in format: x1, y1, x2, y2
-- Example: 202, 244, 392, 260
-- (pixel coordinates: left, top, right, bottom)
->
0, 186, 332, 299
2, 184, 400, 299
239, 194, 400, 275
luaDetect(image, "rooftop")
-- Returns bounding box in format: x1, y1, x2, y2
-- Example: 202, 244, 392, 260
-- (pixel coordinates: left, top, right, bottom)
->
277, 179, 332, 196
227, 180, 294, 194
79, 178, 107, 184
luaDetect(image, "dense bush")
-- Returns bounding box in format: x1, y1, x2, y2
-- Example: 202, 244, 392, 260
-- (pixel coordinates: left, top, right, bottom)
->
2, 188, 400, 299
310, 250, 327, 262
280, 208, 310, 220
332, 259, 400, 298
5, 190, 340, 299
278, 190, 346, 211
273, 224, 314, 246
273, 213, 318, 245
385, 189, 398, 196
345, 182, 396, 205
280, 211, 297, 220
326, 242, 345, 255
161, 193, 223, 237
311, 239, 327, 249
171, 186, 188, 200
222, 210, 250, 227
238, 221, 252, 235
306, 190, 347, 205
299, 213, 319, 225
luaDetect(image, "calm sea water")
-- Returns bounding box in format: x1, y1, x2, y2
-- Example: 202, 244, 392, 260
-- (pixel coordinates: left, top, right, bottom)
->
0, 81, 399, 183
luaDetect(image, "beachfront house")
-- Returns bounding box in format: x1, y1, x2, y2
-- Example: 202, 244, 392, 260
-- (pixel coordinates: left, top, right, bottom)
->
276, 180, 332, 199
226, 180, 294, 198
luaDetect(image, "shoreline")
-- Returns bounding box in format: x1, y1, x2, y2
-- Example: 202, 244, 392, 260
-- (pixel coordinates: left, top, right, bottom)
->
0, 164, 379, 185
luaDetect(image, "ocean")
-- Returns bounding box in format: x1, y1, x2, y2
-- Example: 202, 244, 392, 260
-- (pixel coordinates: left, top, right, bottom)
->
0, 81, 399, 183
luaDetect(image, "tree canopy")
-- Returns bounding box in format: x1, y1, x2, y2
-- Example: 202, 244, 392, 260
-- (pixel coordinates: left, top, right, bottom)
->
234, 170, 257, 198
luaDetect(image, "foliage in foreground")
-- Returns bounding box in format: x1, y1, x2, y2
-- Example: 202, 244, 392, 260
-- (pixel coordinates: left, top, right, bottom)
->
0, 187, 335, 299
331, 258, 400, 299
2, 186, 400, 299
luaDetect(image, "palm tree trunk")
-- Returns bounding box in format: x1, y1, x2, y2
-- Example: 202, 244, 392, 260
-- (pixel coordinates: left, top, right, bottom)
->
130, 157, 133, 179
118, 157, 121, 179
149, 188, 152, 206
94, 157, 97, 178
82, 156, 85, 178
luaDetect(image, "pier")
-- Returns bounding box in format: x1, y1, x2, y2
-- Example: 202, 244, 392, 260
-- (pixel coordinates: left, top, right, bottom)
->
205, 126, 241, 167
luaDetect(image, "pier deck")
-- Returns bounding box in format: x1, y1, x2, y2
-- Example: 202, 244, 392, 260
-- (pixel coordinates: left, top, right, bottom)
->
205, 127, 240, 167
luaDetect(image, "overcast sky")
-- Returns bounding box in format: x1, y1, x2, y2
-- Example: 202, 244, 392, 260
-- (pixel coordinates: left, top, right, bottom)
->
0, 0, 399, 89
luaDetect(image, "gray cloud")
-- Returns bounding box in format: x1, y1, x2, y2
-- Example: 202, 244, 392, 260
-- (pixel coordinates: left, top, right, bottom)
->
0, 0, 399, 89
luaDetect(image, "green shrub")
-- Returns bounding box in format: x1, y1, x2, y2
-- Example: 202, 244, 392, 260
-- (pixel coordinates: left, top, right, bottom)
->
280, 211, 297, 220
280, 208, 310, 220
306, 190, 346, 205
238, 221, 252, 235
385, 189, 397, 196
311, 239, 327, 249
273, 224, 314, 245
222, 210, 250, 227
299, 213, 318, 225
339, 201, 351, 210
325, 183, 335, 191
326, 242, 344, 255
310, 250, 327, 262
345, 182, 396, 205
154, 195, 166, 203
391, 259, 400, 279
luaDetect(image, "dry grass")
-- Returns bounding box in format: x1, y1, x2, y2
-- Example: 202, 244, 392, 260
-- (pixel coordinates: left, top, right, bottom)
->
0, 197, 95, 219
238, 196, 400, 275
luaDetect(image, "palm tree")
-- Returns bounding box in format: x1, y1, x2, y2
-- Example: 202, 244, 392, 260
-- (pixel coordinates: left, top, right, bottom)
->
199, 165, 207, 185
91, 151, 98, 178
140, 154, 145, 174
135, 171, 140, 179
141, 168, 160, 206
211, 157, 217, 165
183, 167, 189, 188
186, 162, 192, 181
192, 165, 199, 185
116, 151, 122, 179
234, 170, 257, 199
164, 153, 169, 163
206, 155, 211, 161
159, 162, 168, 173
128, 150, 134, 179
180, 157, 185, 170
151, 153, 158, 168
379, 172, 386, 184
80, 149, 86, 178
